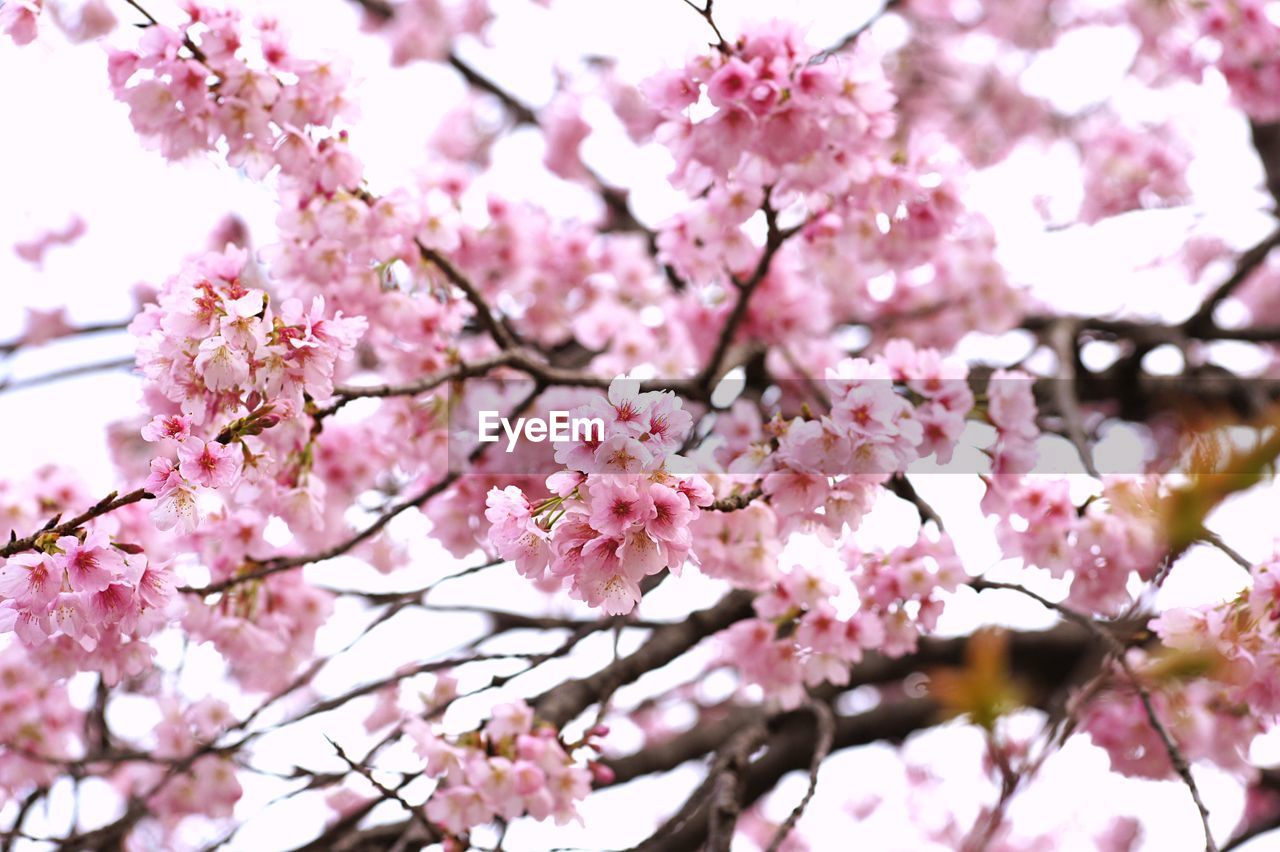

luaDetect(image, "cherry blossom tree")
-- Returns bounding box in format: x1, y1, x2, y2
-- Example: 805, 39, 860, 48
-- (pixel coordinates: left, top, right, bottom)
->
3, 0, 1280, 849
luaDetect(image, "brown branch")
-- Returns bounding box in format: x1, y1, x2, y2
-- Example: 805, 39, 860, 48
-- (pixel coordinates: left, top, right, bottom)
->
1224, 813, 1280, 852
643, 697, 938, 852
698, 195, 801, 395
319, 350, 518, 418
533, 590, 755, 727
181, 472, 459, 595
1, 788, 46, 852
348, 0, 539, 127
679, 0, 729, 53
1250, 120, 1280, 210
1048, 318, 1100, 477
349, 0, 394, 19
603, 622, 1117, 787
962, 729, 1021, 852
887, 475, 944, 530
1, 488, 152, 558
417, 239, 518, 350
313, 557, 503, 605
326, 738, 436, 839
341, 623, 1123, 852
1185, 226, 1280, 334
1198, 530, 1253, 571
705, 486, 764, 512
621, 720, 756, 851
705, 722, 768, 852
447, 53, 539, 126
288, 653, 532, 725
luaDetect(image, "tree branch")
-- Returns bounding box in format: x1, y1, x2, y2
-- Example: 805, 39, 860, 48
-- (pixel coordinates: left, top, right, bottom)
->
1, 488, 152, 558
1185, 226, 1280, 334
0, 356, 135, 396
533, 590, 755, 727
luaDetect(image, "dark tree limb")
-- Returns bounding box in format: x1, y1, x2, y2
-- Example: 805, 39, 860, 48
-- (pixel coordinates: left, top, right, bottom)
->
533, 590, 756, 727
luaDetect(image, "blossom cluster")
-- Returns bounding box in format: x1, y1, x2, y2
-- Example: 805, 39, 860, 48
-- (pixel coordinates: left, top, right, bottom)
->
846, 532, 967, 654
115, 697, 243, 830
486, 378, 714, 614
985, 476, 1167, 614
640, 30, 1023, 356
0, 645, 81, 799
803, 136, 968, 275
357, 0, 492, 67
0, 0, 40, 45
642, 22, 896, 196
182, 569, 332, 692
107, 3, 354, 177
692, 495, 781, 590
1077, 120, 1192, 224
9, 0, 1280, 847
15, 306, 76, 347
105, 3, 471, 385
0, 531, 173, 656
720, 566, 878, 709
134, 247, 365, 420
721, 535, 966, 708
1116, 0, 1280, 122
984, 368, 1040, 477
889, 38, 1053, 169
1199, 0, 1280, 122
733, 342, 975, 535
405, 700, 598, 837
131, 247, 365, 532
1079, 556, 1280, 780
0, 0, 116, 45
455, 205, 667, 353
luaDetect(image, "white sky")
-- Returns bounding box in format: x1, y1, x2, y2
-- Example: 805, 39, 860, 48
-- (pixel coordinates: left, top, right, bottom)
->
2, 0, 1280, 849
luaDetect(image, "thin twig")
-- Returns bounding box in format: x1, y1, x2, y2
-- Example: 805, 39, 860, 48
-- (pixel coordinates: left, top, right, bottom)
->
679, 0, 729, 53
698, 193, 802, 395
974, 577, 1218, 852
121, 0, 208, 62
1199, 530, 1253, 571
326, 738, 437, 838
180, 472, 459, 595
763, 702, 834, 852
417, 239, 518, 350
808, 0, 903, 64
0, 319, 132, 356
0, 356, 135, 395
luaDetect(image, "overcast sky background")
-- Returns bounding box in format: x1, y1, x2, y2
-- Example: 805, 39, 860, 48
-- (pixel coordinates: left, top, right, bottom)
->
2, 0, 1280, 848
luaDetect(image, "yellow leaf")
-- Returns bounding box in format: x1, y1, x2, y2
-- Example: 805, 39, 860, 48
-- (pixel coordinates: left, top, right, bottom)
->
929, 628, 1026, 731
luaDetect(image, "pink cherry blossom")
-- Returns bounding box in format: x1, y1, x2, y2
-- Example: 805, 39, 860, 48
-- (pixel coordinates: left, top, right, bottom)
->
58, 531, 124, 594
0, 0, 40, 46
177, 437, 242, 489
